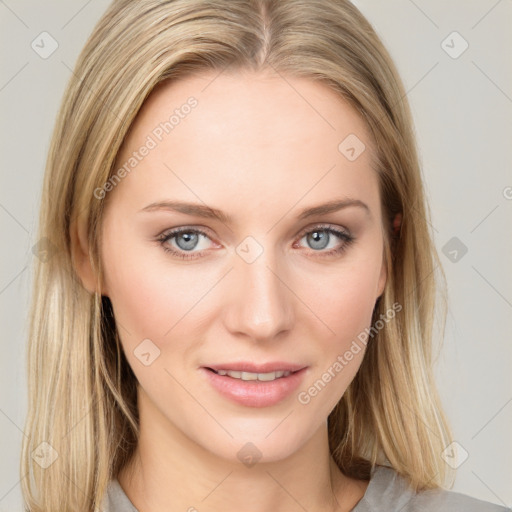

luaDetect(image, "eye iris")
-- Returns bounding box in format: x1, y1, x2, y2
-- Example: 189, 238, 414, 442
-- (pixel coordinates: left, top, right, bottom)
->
175, 232, 199, 251
168, 228, 341, 254
307, 230, 329, 250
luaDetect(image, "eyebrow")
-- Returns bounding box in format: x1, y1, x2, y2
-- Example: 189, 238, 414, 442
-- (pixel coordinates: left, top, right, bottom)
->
139, 198, 370, 223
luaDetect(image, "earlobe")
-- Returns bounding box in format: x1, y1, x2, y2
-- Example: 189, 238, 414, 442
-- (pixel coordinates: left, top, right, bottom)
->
70, 217, 102, 295
377, 212, 401, 299
392, 213, 402, 237
377, 257, 387, 299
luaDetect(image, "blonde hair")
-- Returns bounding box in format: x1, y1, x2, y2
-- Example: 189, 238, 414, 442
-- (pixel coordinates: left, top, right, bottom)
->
21, 0, 453, 509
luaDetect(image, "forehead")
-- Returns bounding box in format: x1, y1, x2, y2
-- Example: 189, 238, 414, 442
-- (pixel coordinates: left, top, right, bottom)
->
130, 68, 373, 153
108, 69, 380, 221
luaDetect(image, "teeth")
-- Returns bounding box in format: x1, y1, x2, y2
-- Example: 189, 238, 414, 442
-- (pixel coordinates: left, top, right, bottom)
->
214, 369, 291, 381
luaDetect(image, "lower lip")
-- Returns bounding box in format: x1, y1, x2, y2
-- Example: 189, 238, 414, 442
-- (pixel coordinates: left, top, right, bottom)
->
201, 367, 308, 408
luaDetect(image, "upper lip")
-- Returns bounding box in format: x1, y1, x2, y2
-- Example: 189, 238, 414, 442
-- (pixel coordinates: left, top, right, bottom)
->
204, 362, 307, 373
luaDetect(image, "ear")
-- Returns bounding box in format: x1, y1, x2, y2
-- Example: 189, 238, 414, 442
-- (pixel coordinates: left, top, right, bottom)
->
70, 216, 106, 295
376, 253, 387, 299
376, 212, 401, 299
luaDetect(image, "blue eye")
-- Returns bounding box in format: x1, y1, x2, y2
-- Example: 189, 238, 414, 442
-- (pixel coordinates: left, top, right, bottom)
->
157, 224, 355, 261
157, 228, 211, 260
296, 225, 355, 257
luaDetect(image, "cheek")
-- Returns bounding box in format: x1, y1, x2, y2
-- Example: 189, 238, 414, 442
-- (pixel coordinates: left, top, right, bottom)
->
101, 231, 209, 347
302, 257, 382, 345
294, 266, 379, 414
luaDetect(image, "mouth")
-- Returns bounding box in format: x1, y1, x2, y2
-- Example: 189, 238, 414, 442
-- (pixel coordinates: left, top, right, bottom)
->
200, 364, 308, 408
205, 367, 300, 382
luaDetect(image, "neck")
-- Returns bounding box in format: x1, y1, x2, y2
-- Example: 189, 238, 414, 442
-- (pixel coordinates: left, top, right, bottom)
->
117, 387, 367, 512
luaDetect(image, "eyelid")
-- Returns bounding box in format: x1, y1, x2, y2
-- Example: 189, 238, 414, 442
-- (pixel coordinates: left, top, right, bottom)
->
157, 226, 219, 248
158, 224, 212, 237
295, 222, 351, 238
157, 222, 354, 260
158, 223, 351, 244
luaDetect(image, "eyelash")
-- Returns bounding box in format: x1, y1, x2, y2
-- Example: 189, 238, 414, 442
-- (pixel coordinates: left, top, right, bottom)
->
156, 224, 355, 261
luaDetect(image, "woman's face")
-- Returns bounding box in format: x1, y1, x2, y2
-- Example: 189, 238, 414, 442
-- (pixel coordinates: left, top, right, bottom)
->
99, 69, 387, 463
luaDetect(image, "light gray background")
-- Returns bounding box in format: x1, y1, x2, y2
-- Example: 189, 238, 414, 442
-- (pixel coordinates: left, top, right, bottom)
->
1, 0, 511, 510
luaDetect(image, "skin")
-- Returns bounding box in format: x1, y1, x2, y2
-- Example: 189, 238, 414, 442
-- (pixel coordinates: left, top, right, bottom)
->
74, 68, 388, 512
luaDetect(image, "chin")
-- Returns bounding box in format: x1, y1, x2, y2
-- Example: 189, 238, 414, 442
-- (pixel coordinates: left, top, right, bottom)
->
187, 414, 320, 466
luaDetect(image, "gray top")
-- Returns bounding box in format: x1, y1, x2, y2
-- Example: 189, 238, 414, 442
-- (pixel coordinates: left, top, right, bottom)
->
101, 465, 510, 511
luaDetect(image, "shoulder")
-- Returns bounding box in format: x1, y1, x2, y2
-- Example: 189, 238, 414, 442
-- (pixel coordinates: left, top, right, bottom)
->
413, 485, 510, 512
354, 465, 510, 512
99, 478, 139, 512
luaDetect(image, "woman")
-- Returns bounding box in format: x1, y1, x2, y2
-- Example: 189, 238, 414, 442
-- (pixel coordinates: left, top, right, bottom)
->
20, 0, 508, 511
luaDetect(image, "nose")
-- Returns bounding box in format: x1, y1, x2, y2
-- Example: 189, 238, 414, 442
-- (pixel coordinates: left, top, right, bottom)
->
222, 248, 295, 342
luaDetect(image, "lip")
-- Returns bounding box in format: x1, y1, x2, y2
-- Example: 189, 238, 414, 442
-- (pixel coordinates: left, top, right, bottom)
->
200, 365, 308, 408
205, 361, 306, 373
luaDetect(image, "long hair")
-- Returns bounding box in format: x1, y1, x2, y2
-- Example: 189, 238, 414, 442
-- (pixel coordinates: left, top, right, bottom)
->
21, 0, 453, 509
